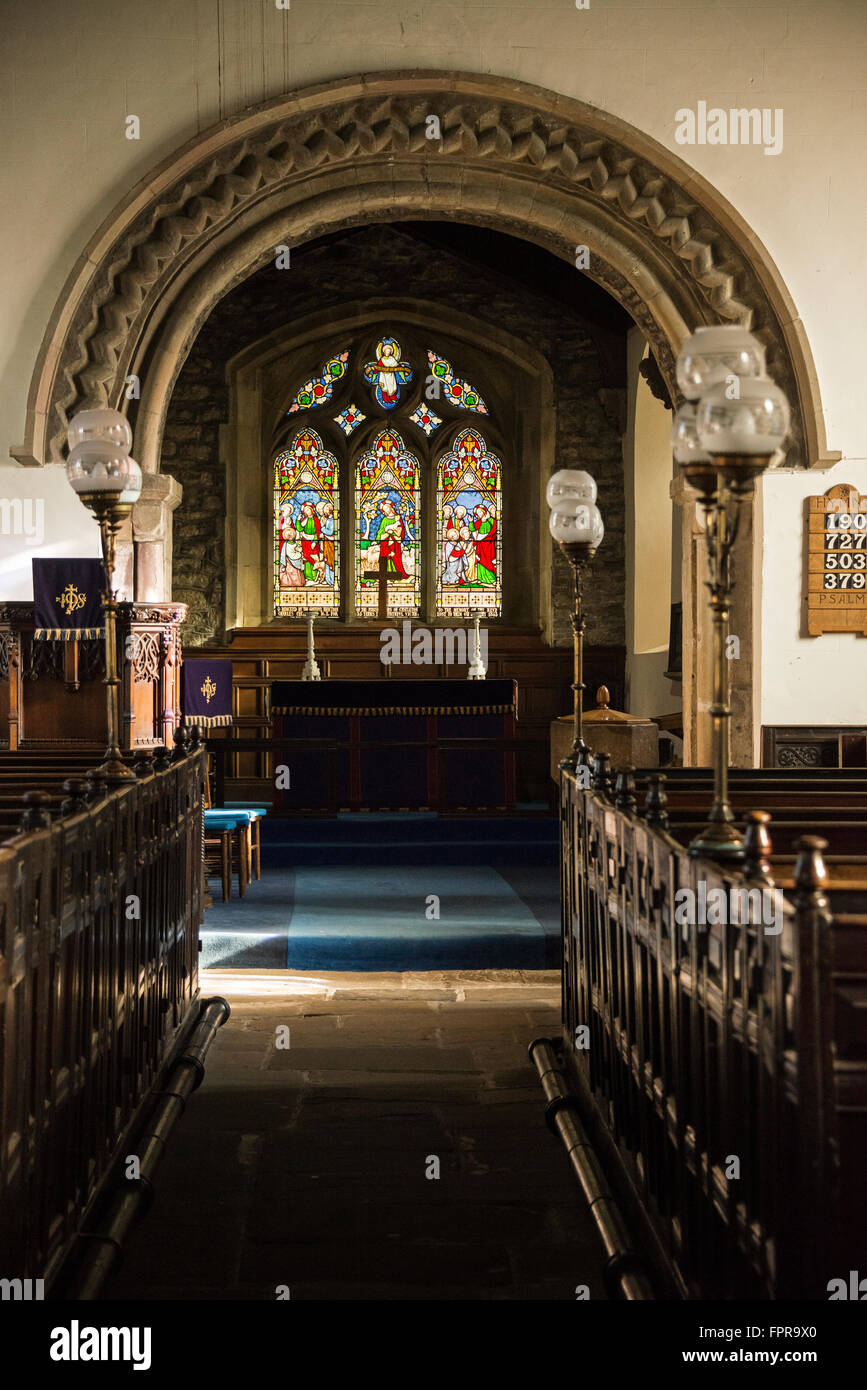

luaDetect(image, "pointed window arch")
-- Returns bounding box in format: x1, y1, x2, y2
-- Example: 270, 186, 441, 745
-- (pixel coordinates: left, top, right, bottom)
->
354, 428, 421, 617
435, 427, 502, 617
273, 428, 339, 616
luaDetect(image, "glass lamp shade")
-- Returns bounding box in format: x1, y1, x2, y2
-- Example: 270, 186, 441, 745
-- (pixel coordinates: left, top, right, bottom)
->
66, 440, 143, 502
117, 457, 143, 505
546, 469, 597, 510
670, 403, 711, 465
67, 407, 133, 453
695, 377, 790, 457
676, 325, 766, 402
549, 503, 603, 545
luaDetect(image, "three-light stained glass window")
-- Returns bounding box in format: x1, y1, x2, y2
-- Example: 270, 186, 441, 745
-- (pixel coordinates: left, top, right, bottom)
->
273, 336, 503, 620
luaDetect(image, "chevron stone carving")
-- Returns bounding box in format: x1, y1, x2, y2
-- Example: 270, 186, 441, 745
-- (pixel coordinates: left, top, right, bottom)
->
39, 76, 809, 467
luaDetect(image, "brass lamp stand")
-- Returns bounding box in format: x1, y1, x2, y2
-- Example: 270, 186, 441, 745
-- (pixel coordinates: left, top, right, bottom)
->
558, 539, 597, 773
79, 492, 137, 785
684, 453, 769, 863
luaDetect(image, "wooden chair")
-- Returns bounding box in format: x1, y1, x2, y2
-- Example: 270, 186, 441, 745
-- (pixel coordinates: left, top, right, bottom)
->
241, 807, 268, 881
203, 810, 251, 901
202, 759, 267, 889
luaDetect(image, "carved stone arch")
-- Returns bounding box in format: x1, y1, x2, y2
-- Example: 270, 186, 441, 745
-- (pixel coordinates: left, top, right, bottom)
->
15, 70, 836, 476
224, 296, 555, 632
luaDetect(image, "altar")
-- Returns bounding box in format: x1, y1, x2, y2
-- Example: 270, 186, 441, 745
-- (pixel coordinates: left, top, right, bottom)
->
270, 678, 518, 812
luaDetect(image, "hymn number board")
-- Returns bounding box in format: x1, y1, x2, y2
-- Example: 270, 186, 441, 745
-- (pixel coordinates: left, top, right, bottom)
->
807, 484, 867, 635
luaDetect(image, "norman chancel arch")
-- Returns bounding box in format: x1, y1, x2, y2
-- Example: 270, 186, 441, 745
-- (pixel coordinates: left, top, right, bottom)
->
15, 71, 835, 762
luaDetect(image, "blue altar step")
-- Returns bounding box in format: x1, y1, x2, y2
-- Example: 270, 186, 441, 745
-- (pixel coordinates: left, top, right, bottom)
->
201, 813, 559, 971
240, 810, 558, 868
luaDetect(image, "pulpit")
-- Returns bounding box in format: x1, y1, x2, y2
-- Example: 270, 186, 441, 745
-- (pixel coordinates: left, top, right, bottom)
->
271, 678, 518, 812
0, 602, 186, 750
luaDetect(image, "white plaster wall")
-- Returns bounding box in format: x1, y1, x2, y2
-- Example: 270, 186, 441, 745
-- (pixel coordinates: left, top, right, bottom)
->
0, 465, 101, 598
0, 0, 865, 720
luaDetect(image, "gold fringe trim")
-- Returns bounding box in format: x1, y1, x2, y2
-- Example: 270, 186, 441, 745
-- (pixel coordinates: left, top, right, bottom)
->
272, 704, 512, 717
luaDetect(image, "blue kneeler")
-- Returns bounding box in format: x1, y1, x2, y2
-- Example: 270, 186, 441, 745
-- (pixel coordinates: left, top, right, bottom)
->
203, 808, 268, 900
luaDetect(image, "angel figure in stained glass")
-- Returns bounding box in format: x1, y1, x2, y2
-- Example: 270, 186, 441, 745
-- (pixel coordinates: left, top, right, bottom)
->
364, 337, 413, 410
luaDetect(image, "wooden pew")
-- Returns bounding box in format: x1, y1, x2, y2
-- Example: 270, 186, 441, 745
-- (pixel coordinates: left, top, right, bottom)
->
0, 745, 207, 1286
559, 759, 867, 1299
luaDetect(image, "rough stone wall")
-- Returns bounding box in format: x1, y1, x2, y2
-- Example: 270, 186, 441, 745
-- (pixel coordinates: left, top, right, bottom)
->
162, 224, 626, 648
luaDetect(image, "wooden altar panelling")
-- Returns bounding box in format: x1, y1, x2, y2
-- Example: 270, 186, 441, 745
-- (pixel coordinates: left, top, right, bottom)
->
0, 603, 186, 751
186, 628, 625, 804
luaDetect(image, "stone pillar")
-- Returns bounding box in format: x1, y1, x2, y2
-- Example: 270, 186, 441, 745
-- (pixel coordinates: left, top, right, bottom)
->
132, 473, 183, 602
115, 515, 135, 601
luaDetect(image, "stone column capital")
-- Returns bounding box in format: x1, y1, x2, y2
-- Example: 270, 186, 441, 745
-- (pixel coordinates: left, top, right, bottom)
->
670, 473, 707, 536
669, 473, 695, 507
133, 473, 182, 536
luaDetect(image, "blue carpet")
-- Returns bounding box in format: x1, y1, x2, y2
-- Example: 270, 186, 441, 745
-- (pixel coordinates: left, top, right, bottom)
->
201, 864, 559, 970
287, 865, 551, 969
202, 812, 560, 970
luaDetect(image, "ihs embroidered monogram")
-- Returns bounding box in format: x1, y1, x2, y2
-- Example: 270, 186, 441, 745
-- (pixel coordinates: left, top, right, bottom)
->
55, 582, 87, 616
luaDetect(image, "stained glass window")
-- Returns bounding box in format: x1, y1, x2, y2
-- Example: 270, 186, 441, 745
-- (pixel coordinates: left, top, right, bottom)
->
334, 403, 366, 435
427, 350, 488, 413
435, 427, 501, 617
273, 429, 339, 617
409, 403, 442, 436
363, 337, 413, 409
287, 351, 349, 414
355, 428, 421, 617
275, 334, 505, 622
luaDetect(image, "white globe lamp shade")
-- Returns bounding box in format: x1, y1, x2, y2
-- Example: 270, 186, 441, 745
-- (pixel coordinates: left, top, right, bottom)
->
546, 469, 597, 510
549, 502, 603, 546
670, 403, 711, 465
696, 377, 790, 458
67, 407, 133, 453
676, 325, 766, 402
117, 457, 143, 505
66, 439, 143, 502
